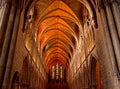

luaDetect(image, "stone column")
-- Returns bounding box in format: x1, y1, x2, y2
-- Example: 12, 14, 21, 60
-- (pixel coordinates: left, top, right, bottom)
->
0, 1, 7, 27
0, 1, 11, 46
110, 0, 120, 39
105, 2, 120, 72
0, 1, 16, 87
100, 6, 119, 89
101, 5, 118, 76
2, 7, 21, 89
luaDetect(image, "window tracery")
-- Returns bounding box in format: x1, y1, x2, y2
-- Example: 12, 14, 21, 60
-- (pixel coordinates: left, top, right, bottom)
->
50, 63, 65, 83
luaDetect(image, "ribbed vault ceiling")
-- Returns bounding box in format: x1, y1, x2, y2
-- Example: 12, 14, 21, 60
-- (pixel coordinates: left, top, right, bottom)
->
34, 0, 86, 70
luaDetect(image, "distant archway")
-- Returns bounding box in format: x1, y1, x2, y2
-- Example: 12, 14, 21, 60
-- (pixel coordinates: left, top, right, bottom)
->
90, 56, 102, 89
11, 72, 19, 89
20, 57, 29, 89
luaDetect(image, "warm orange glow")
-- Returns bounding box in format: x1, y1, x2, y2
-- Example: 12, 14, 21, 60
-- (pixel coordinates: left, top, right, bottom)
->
35, 0, 81, 70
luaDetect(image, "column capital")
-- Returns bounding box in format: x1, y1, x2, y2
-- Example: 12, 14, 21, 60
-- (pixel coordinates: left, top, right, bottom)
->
91, 17, 98, 28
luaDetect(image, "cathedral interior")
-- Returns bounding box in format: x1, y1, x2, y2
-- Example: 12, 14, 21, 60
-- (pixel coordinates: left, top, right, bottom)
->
0, 0, 120, 89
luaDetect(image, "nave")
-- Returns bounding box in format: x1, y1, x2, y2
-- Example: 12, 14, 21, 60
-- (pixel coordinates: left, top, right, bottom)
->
0, 0, 120, 89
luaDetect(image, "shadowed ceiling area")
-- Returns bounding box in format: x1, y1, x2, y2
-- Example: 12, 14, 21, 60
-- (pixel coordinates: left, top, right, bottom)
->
32, 0, 93, 71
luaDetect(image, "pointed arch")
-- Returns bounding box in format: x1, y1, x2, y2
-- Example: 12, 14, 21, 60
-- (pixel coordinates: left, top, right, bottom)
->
11, 72, 19, 89
89, 55, 102, 89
